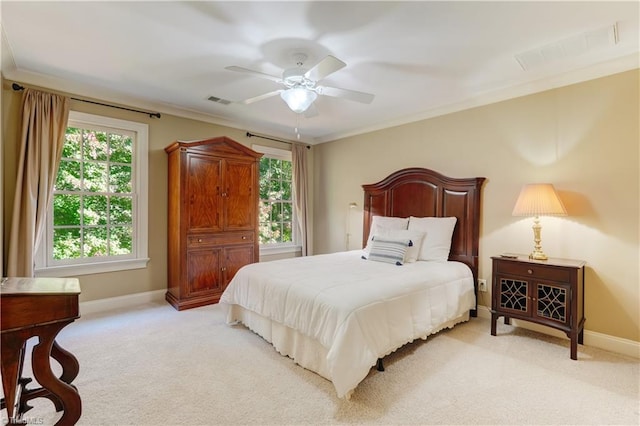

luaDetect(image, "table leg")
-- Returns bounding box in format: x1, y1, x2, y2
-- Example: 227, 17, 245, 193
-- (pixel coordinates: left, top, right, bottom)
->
0, 333, 27, 422
570, 333, 578, 360
52, 341, 80, 386
31, 323, 81, 426
16, 340, 81, 413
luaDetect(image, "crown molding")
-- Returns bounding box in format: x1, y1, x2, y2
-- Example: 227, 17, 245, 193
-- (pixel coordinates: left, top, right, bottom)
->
317, 52, 640, 143
4, 52, 638, 146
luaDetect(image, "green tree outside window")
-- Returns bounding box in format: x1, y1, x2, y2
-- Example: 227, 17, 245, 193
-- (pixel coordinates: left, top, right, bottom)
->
53, 127, 134, 260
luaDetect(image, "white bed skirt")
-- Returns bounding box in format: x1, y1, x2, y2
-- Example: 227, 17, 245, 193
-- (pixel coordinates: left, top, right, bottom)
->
225, 303, 470, 399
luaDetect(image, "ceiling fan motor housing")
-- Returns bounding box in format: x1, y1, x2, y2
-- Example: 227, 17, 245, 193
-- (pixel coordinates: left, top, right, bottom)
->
283, 68, 315, 90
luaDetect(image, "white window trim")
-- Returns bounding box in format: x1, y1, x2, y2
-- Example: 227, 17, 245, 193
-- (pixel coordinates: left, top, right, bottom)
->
253, 144, 301, 251
35, 111, 149, 277
252, 144, 291, 161
259, 242, 300, 256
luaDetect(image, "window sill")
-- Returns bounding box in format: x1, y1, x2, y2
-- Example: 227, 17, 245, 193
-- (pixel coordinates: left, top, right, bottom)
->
35, 258, 150, 278
259, 245, 301, 256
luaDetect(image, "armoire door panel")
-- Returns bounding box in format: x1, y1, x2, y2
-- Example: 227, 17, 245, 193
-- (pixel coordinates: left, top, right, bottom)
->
224, 245, 254, 287
187, 154, 223, 232
225, 159, 255, 230
187, 249, 222, 296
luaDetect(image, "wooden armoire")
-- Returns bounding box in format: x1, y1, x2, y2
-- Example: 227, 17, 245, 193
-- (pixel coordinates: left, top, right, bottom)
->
165, 136, 262, 310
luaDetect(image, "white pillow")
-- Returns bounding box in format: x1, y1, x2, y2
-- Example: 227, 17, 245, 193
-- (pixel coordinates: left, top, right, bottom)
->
407, 216, 457, 261
365, 216, 409, 250
368, 228, 425, 262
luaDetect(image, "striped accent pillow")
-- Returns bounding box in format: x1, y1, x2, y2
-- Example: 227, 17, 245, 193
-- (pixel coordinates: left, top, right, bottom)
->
365, 236, 411, 266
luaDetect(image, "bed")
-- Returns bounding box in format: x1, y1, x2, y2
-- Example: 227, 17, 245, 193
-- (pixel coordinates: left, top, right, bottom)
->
219, 167, 485, 398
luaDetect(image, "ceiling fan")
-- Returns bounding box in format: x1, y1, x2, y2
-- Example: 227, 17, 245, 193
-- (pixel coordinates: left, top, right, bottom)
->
225, 53, 375, 114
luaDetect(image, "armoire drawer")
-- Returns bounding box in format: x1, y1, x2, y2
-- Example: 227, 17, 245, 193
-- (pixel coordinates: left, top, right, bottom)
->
188, 232, 254, 248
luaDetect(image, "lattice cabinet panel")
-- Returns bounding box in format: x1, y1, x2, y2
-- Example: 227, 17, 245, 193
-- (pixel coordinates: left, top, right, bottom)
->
536, 283, 567, 323
499, 278, 529, 313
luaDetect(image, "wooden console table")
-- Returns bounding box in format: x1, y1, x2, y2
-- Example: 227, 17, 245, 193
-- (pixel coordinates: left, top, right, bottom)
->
0, 277, 82, 425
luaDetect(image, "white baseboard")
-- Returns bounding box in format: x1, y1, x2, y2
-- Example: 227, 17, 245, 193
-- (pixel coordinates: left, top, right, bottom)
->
476, 305, 639, 359
80, 289, 166, 316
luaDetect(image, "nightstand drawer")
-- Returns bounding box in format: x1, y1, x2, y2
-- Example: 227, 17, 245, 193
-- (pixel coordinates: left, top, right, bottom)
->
495, 260, 570, 283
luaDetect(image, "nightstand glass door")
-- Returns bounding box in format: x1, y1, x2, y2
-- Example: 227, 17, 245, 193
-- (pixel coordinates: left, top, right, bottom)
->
534, 282, 570, 326
498, 277, 531, 315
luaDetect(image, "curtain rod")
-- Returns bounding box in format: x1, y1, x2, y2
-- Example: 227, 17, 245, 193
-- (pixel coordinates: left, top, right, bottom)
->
11, 83, 161, 119
246, 132, 310, 149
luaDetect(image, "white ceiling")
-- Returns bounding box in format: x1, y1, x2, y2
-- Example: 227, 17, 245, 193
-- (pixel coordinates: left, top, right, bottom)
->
1, 1, 638, 144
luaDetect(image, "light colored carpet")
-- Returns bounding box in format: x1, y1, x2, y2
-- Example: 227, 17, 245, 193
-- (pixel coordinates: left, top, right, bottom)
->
4, 302, 639, 425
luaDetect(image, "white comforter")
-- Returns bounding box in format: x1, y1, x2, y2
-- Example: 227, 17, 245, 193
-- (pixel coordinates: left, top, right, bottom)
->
219, 250, 475, 398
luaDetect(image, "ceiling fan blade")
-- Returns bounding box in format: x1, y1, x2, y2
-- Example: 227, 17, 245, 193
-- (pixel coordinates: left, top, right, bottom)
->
304, 55, 346, 81
225, 66, 282, 83
316, 85, 375, 104
240, 90, 282, 105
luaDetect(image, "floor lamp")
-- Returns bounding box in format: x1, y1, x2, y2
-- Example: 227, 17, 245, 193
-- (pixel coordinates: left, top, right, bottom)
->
345, 202, 358, 250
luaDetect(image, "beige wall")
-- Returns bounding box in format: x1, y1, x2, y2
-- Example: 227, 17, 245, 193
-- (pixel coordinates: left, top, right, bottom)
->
1, 81, 312, 302
2, 70, 638, 343
314, 69, 639, 343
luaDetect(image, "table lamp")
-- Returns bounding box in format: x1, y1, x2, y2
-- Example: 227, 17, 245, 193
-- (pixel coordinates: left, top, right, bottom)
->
512, 183, 567, 260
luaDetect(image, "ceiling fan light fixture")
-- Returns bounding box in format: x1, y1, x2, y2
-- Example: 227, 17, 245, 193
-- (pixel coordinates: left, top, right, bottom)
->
280, 87, 317, 113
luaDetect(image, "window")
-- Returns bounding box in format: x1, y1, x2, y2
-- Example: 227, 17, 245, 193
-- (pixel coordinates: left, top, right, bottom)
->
253, 145, 297, 251
35, 111, 149, 277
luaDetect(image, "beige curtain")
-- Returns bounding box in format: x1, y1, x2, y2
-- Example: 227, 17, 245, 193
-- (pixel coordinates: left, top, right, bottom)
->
7, 89, 70, 277
292, 143, 309, 256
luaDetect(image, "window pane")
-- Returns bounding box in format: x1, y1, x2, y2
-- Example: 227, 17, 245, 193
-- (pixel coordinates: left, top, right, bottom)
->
282, 222, 292, 243
84, 195, 108, 225
259, 201, 270, 221
282, 202, 292, 221
270, 223, 281, 242
269, 179, 282, 197
83, 130, 108, 161
53, 228, 81, 260
55, 159, 81, 191
271, 202, 282, 222
84, 227, 108, 257
109, 164, 132, 193
53, 194, 81, 226
271, 159, 283, 180
110, 226, 133, 255
109, 133, 132, 164
282, 181, 292, 199
83, 162, 108, 192
259, 157, 270, 178
63, 128, 82, 159
110, 196, 132, 224
282, 160, 292, 179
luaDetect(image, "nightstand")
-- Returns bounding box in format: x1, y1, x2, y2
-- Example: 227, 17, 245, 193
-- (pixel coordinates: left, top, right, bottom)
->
490, 255, 586, 360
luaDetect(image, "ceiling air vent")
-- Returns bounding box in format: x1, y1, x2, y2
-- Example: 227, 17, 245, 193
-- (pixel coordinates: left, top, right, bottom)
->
515, 23, 618, 71
207, 95, 232, 105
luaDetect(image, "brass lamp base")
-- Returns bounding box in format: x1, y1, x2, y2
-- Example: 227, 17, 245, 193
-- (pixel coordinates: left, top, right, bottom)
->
529, 215, 548, 261
529, 250, 548, 260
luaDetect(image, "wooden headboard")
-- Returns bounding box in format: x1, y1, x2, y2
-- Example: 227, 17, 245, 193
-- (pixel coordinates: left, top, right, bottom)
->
362, 168, 486, 311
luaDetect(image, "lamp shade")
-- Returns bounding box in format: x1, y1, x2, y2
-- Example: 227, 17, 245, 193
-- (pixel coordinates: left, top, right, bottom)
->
512, 183, 567, 217
280, 87, 317, 113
